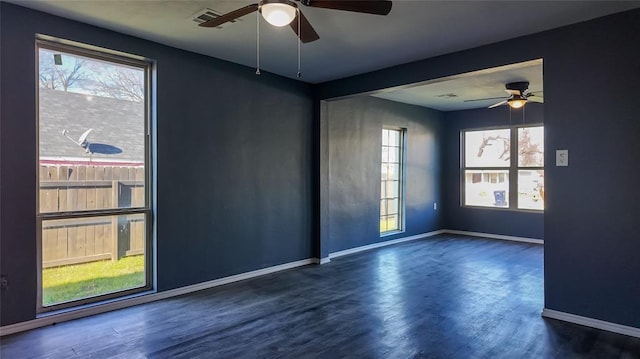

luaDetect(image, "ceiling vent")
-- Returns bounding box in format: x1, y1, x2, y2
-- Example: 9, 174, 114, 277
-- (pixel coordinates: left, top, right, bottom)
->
190, 8, 242, 29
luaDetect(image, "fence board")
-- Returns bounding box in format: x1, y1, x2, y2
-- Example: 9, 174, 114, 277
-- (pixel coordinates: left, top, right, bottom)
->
39, 164, 146, 267
86, 166, 96, 210
131, 219, 143, 252
67, 166, 77, 180
104, 166, 113, 180
56, 227, 68, 260
104, 222, 113, 256
76, 166, 87, 211
49, 167, 60, 212
95, 167, 109, 209
67, 226, 82, 258
85, 224, 96, 256
42, 226, 52, 262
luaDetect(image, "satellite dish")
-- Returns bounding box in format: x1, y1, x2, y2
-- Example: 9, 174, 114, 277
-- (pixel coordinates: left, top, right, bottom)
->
78, 129, 93, 146
62, 128, 93, 153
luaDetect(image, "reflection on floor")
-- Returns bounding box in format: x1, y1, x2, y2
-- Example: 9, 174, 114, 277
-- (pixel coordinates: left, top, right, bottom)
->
2, 234, 639, 358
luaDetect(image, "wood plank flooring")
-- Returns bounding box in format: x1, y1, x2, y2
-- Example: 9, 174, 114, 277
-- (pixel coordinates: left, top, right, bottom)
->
2, 234, 639, 358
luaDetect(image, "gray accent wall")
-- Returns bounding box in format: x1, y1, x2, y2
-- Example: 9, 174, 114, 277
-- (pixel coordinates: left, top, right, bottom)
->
0, 3, 313, 326
443, 104, 544, 239
318, 10, 640, 329
321, 96, 443, 255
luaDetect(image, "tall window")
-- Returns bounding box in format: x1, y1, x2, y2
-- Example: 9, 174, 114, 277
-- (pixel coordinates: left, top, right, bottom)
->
37, 40, 152, 311
463, 126, 544, 210
380, 128, 405, 234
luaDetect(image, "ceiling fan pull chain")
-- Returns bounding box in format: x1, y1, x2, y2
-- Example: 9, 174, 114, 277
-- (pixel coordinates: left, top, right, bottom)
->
256, 9, 261, 75
509, 106, 512, 126
297, 9, 302, 78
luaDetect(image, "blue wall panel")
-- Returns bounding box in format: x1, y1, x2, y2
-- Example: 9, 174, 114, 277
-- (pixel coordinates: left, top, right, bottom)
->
323, 96, 443, 254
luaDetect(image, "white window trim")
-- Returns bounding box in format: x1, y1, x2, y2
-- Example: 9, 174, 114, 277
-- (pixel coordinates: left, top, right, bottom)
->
380, 127, 406, 236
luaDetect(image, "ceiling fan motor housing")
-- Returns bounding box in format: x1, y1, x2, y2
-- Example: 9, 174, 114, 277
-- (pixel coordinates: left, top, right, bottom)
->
505, 81, 529, 93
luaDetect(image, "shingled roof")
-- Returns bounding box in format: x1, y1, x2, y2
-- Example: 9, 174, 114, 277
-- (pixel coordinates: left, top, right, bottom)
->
39, 88, 145, 163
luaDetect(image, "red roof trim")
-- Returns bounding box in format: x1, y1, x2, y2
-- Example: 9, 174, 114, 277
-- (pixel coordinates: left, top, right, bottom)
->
39, 159, 144, 167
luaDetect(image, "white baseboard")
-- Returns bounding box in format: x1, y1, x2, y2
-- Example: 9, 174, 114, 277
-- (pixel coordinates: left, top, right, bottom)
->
542, 308, 640, 338
442, 229, 543, 244
312, 257, 331, 264
0, 258, 315, 337
328, 230, 445, 259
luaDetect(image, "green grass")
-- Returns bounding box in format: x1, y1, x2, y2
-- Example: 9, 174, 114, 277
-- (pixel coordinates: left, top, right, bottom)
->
42, 255, 145, 306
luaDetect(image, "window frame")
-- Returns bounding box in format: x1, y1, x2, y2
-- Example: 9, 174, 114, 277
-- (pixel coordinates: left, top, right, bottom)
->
461, 124, 544, 212
35, 38, 154, 313
380, 127, 406, 236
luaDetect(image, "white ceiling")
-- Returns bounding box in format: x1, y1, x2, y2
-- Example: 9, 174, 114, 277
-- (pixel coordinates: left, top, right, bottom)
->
372, 59, 543, 111
9, 0, 640, 86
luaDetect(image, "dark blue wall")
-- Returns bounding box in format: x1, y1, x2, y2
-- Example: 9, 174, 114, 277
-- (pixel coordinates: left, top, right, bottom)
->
541, 11, 640, 328
0, 3, 313, 326
322, 96, 443, 254
3, 2, 640, 331
317, 10, 640, 328
443, 104, 544, 239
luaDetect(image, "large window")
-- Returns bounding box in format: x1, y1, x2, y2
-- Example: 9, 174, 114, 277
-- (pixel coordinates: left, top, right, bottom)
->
380, 128, 405, 234
37, 40, 152, 311
463, 126, 544, 210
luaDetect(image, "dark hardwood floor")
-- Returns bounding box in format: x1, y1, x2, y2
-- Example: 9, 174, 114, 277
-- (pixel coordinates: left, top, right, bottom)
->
2, 234, 639, 358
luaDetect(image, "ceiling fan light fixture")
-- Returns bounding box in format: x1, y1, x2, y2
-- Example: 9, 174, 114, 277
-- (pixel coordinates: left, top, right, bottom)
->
260, 1, 297, 27
508, 95, 527, 109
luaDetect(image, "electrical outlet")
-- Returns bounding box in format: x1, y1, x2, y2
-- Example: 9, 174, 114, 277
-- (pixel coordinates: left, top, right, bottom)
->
0, 275, 8, 290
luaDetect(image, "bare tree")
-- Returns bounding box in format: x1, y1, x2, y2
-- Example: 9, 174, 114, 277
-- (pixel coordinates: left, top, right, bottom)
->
91, 67, 144, 102
58, 60, 86, 91
477, 135, 510, 161
39, 51, 87, 91
39, 49, 145, 102
518, 128, 543, 166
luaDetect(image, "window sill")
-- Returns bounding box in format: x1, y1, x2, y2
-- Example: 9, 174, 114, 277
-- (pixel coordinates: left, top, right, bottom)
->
380, 230, 404, 238
37, 288, 155, 318
462, 205, 544, 213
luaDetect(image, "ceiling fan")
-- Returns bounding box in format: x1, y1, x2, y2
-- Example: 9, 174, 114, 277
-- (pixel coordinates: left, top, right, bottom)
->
199, 0, 393, 43
465, 81, 544, 109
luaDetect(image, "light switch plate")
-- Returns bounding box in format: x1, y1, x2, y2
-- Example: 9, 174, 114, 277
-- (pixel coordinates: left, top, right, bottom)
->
556, 150, 569, 166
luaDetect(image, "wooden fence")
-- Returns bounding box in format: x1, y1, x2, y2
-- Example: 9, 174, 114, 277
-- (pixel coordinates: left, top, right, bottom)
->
39, 164, 146, 268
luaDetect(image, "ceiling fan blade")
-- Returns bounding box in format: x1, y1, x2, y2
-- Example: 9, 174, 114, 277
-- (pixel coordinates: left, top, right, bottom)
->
505, 89, 520, 96
290, 10, 320, 43
199, 4, 259, 27
488, 100, 509, 109
464, 96, 509, 103
301, 0, 392, 15
528, 96, 544, 103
